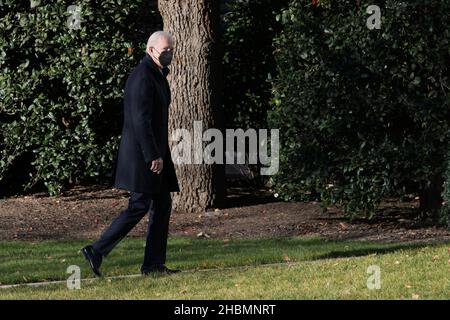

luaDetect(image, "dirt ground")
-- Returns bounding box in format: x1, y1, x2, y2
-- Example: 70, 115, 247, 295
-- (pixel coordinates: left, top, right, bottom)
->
0, 184, 449, 243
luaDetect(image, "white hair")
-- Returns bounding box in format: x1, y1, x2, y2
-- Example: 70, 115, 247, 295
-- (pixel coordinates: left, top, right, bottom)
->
146, 31, 173, 51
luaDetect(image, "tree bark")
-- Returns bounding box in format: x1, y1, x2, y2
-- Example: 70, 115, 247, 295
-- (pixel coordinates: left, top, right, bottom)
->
158, 0, 226, 213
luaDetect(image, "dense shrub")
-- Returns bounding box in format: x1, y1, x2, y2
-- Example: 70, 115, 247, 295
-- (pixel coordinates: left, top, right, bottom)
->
269, 0, 450, 219
0, 0, 162, 196
441, 146, 450, 228
221, 0, 289, 185
0, 0, 291, 196
222, 0, 289, 130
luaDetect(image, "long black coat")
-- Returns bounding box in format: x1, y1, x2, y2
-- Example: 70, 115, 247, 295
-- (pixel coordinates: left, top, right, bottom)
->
113, 53, 180, 194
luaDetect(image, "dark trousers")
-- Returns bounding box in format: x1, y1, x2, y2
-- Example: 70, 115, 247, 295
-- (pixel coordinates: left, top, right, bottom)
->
92, 182, 172, 267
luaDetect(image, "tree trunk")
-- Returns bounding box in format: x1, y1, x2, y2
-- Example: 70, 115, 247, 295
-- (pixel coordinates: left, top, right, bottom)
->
158, 0, 226, 213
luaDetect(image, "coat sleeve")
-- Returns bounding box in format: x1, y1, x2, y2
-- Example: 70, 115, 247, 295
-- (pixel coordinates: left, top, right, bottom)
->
129, 73, 161, 164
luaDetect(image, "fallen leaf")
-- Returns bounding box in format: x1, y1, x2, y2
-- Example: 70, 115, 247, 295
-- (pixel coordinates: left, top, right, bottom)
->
339, 222, 348, 229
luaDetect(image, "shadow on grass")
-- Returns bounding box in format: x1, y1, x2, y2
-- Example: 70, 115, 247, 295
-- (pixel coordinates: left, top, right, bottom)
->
313, 242, 430, 260
139, 236, 445, 271
0, 236, 448, 285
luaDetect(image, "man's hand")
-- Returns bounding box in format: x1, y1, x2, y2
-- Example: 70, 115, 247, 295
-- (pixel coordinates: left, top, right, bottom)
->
150, 157, 163, 174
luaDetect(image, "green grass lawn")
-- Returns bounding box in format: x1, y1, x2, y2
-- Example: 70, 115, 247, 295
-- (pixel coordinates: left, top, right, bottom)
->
0, 236, 449, 299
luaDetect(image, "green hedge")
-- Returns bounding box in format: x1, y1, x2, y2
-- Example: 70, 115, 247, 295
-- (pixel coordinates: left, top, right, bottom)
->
269, 0, 450, 218
441, 146, 450, 228
0, 0, 161, 195
222, 0, 289, 130
0, 0, 290, 196
221, 0, 290, 186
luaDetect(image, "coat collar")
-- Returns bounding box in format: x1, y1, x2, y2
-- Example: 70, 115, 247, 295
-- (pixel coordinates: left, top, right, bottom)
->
143, 52, 170, 78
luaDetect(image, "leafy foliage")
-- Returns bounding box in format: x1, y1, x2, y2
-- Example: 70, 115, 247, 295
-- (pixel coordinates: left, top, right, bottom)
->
0, 0, 161, 195
440, 147, 450, 228
222, 0, 289, 130
221, 0, 290, 186
269, 0, 450, 218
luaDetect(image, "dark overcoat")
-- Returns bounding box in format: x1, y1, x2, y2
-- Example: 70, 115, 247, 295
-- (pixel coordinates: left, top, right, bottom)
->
113, 53, 180, 194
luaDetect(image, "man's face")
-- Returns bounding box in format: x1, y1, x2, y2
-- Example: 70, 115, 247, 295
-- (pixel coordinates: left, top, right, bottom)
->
149, 36, 174, 68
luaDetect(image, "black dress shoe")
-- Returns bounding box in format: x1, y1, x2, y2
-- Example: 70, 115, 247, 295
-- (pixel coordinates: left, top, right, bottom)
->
141, 264, 181, 275
81, 245, 102, 277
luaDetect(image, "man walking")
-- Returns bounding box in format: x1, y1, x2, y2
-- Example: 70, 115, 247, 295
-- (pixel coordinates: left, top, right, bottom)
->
82, 31, 180, 277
